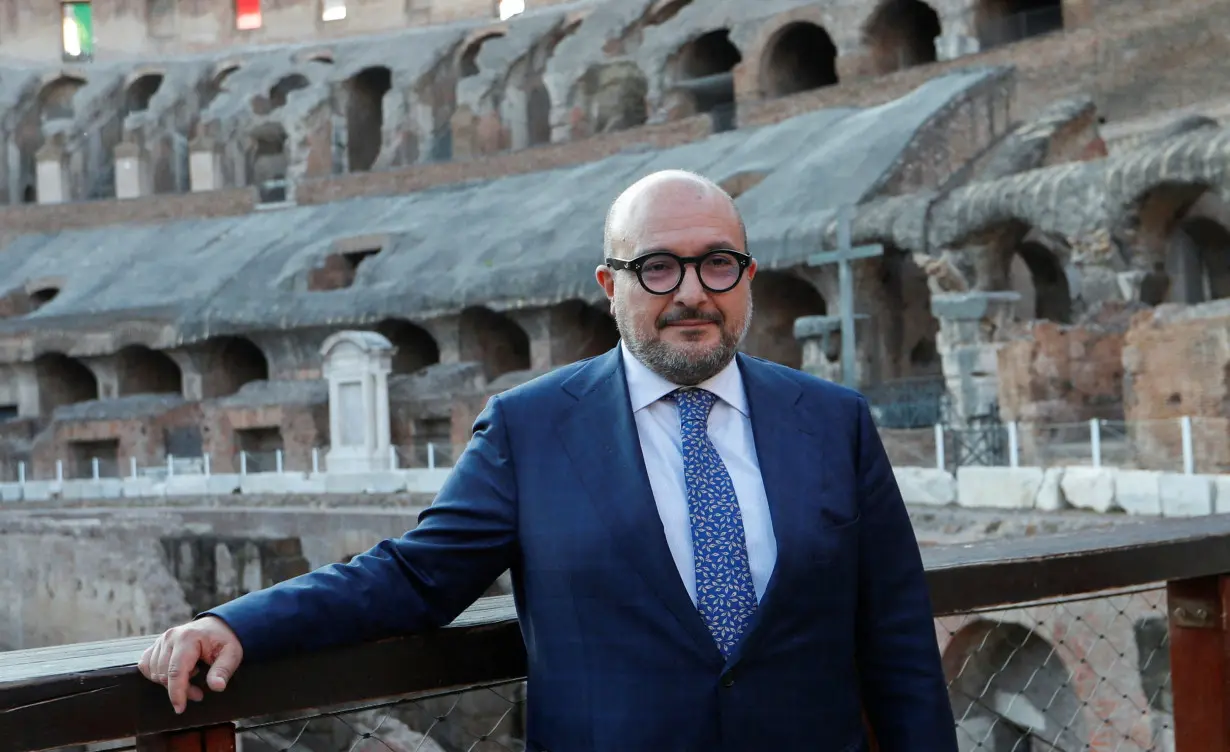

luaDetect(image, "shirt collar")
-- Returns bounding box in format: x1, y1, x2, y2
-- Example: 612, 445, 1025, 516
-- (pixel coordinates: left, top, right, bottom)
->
620, 341, 749, 417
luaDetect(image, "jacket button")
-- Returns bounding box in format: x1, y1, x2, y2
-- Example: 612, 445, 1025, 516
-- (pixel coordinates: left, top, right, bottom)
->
721, 673, 735, 688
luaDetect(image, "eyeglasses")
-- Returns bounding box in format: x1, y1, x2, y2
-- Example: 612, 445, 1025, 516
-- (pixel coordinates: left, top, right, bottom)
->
605, 249, 752, 295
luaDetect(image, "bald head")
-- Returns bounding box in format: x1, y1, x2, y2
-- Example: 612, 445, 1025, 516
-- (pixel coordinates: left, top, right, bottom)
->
602, 170, 747, 259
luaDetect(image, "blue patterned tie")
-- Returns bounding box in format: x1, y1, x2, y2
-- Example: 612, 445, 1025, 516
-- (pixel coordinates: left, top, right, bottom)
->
672, 387, 758, 658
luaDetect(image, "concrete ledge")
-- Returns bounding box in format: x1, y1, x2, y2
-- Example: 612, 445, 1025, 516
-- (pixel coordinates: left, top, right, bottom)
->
1, 465, 1225, 519
946, 465, 1222, 517
956, 466, 1045, 510
894, 467, 956, 505
0, 468, 452, 503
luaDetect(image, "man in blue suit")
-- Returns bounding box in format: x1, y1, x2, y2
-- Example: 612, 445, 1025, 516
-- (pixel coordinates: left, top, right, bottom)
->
140, 170, 957, 751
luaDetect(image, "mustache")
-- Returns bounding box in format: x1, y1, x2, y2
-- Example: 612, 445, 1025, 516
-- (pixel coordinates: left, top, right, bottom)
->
657, 307, 723, 328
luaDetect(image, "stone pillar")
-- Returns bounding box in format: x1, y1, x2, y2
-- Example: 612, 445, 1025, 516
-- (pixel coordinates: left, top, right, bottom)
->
320, 331, 394, 473
792, 314, 875, 387
34, 143, 69, 204
931, 291, 1021, 424
81, 356, 120, 401
189, 137, 223, 192
935, 32, 980, 61
423, 315, 463, 365
114, 141, 151, 199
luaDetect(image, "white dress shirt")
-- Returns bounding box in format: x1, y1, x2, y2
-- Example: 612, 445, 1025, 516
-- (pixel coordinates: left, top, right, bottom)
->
620, 342, 778, 605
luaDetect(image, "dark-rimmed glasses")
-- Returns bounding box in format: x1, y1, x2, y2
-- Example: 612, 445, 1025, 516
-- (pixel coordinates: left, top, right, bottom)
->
605, 249, 752, 295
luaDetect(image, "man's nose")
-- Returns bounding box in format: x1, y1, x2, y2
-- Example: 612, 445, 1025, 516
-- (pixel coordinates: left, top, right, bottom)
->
673, 265, 709, 305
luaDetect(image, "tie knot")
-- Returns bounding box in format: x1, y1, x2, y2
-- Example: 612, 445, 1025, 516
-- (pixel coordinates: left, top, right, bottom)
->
671, 387, 718, 423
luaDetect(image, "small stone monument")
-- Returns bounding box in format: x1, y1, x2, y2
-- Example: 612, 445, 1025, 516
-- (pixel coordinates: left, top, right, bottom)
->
320, 330, 394, 473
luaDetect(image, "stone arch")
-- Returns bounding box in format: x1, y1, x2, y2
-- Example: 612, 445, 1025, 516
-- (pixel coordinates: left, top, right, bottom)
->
211, 336, 269, 397
371, 318, 440, 375
38, 75, 87, 121
1131, 186, 1230, 305
459, 31, 506, 78
459, 306, 531, 381
741, 270, 826, 369
670, 29, 742, 119
975, 0, 1064, 50
14, 75, 87, 201
862, 0, 941, 75
124, 72, 163, 115
345, 66, 392, 172
248, 123, 288, 201
253, 74, 310, 115
549, 300, 620, 364
567, 61, 649, 139
202, 63, 240, 110
34, 352, 98, 414
880, 246, 944, 378
115, 345, 183, 397
1008, 240, 1073, 322
944, 619, 1087, 750
962, 220, 1073, 323
526, 81, 552, 148
759, 22, 838, 98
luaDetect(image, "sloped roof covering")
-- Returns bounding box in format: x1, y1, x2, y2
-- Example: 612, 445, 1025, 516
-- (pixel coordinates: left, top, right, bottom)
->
0, 66, 999, 349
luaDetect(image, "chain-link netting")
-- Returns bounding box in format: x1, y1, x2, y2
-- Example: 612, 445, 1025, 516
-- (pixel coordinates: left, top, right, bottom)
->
940, 586, 1172, 752
234, 682, 527, 752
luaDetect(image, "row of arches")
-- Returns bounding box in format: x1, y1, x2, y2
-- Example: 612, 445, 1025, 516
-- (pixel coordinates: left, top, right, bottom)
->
34, 337, 270, 415
667, 0, 1063, 121
4, 0, 1069, 206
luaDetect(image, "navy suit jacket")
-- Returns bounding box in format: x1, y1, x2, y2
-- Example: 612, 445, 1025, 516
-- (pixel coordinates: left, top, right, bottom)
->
207, 347, 957, 752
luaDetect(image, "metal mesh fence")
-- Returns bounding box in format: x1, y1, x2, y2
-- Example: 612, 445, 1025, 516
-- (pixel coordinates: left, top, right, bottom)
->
942, 586, 1172, 752
235, 681, 527, 752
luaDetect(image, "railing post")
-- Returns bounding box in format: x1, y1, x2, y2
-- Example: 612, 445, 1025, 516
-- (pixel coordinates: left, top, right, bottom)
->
130, 456, 138, 479
312, 446, 320, 474
1090, 418, 1102, 468
204, 452, 211, 477
275, 449, 283, 474
427, 442, 436, 470
934, 423, 944, 471
18, 461, 25, 485
240, 451, 247, 476
1181, 415, 1195, 475
136, 722, 237, 752
1167, 575, 1230, 750
91, 456, 100, 480
1007, 421, 1019, 468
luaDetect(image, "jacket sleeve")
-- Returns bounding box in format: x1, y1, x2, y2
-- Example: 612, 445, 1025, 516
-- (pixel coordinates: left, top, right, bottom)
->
202, 394, 520, 663
852, 396, 958, 751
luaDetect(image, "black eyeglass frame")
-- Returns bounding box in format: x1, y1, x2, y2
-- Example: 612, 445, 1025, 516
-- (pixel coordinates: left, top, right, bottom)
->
605, 249, 753, 295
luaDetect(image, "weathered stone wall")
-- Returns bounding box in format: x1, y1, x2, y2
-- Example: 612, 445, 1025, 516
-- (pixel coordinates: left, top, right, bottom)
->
1122, 299, 1230, 474
993, 301, 1136, 425
0, 518, 191, 650
0, 513, 316, 650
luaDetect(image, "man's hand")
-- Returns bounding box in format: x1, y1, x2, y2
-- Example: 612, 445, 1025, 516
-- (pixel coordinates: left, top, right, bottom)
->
138, 616, 244, 715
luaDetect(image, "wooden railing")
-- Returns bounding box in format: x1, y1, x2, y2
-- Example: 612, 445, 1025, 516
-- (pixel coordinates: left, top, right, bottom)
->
5, 515, 1230, 751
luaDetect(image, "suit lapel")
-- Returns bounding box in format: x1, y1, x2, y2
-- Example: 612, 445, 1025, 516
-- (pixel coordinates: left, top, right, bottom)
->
556, 348, 723, 665
724, 353, 818, 667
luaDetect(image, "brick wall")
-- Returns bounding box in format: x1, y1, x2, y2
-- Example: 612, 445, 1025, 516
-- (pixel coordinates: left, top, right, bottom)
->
1122, 300, 1230, 473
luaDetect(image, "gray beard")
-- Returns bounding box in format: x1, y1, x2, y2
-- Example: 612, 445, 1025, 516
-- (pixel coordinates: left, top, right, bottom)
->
617, 298, 753, 386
